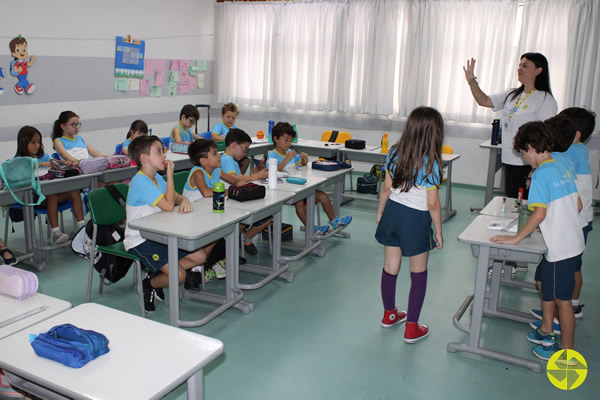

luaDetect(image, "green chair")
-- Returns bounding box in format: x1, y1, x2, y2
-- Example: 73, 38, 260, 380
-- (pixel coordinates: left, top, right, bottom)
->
85, 184, 146, 317
174, 170, 189, 195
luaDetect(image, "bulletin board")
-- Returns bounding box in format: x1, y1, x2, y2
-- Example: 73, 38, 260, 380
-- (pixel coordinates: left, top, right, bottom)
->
114, 36, 145, 78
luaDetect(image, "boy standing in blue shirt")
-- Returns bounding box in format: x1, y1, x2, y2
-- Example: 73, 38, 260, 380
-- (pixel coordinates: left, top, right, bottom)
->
491, 121, 584, 361
124, 135, 215, 313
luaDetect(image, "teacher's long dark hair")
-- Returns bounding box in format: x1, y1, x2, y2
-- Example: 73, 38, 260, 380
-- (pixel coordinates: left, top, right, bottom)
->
507, 52, 553, 102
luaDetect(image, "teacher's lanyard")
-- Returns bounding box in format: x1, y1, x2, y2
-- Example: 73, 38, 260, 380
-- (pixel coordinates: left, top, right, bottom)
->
508, 89, 535, 119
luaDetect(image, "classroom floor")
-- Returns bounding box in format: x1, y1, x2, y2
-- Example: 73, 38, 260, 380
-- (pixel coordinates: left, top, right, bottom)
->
3, 182, 598, 400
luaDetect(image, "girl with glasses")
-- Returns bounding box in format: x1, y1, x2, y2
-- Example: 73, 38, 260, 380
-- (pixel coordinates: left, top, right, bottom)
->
51, 110, 107, 165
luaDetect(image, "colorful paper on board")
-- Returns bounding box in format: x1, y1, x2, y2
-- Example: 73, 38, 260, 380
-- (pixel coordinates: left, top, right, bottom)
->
179, 70, 188, 83
168, 81, 177, 97
139, 79, 149, 96
144, 59, 154, 75
150, 86, 161, 97
179, 60, 189, 71
197, 72, 205, 88
178, 82, 189, 95
155, 71, 163, 86
189, 66, 199, 76
154, 59, 165, 71
188, 76, 197, 91
170, 71, 179, 82
114, 78, 129, 91
170, 60, 180, 71
197, 60, 207, 71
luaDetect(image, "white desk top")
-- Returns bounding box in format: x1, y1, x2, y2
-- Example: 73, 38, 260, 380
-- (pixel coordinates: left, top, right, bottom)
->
0, 303, 223, 400
480, 196, 525, 218
0, 293, 71, 340
296, 139, 345, 149
458, 214, 546, 254
480, 138, 502, 150
128, 200, 249, 249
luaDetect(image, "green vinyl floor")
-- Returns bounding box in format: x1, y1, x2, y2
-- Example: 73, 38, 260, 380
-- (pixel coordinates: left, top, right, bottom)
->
2, 183, 598, 400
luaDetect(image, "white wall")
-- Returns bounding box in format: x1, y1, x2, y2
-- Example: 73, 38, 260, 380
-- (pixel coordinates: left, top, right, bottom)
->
0, 0, 217, 160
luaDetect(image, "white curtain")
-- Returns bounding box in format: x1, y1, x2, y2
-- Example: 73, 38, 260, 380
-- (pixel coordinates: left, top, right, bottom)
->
217, 0, 598, 121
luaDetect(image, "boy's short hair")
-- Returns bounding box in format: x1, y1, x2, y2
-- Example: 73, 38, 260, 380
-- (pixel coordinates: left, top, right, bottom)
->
129, 135, 162, 169
9, 36, 27, 53
545, 114, 576, 152
222, 102, 239, 115
513, 121, 554, 154
188, 139, 217, 166
180, 104, 200, 121
272, 122, 295, 139
225, 128, 252, 147
558, 107, 597, 143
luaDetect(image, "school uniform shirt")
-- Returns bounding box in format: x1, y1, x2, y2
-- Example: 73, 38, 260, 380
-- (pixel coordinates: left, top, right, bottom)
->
124, 172, 167, 250
528, 159, 584, 262
220, 153, 240, 189
121, 139, 131, 154
55, 136, 90, 160
212, 121, 236, 137
171, 124, 194, 143
36, 153, 51, 163
183, 166, 221, 202
267, 149, 301, 171
386, 151, 440, 211
567, 143, 593, 225
489, 89, 557, 166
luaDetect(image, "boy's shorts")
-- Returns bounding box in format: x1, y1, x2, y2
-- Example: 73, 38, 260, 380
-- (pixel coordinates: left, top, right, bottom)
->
534, 254, 579, 301
128, 240, 190, 275
375, 200, 434, 257
575, 222, 593, 272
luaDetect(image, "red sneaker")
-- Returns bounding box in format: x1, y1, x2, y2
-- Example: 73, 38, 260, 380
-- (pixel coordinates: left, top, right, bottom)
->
404, 322, 429, 343
381, 307, 407, 328
14, 84, 24, 94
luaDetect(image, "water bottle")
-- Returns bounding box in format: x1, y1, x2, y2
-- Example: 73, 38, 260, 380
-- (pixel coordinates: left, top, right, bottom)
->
268, 158, 278, 189
381, 133, 389, 154
491, 119, 501, 145
292, 124, 299, 143
213, 182, 225, 213
268, 120, 275, 144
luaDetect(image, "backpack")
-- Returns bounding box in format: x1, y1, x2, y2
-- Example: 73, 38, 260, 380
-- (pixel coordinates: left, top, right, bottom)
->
71, 185, 132, 290
370, 164, 386, 180
0, 157, 46, 206
357, 174, 378, 194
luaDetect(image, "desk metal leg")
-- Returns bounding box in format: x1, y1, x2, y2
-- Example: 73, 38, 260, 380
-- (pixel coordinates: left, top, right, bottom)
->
472, 148, 502, 212
187, 370, 203, 400
447, 246, 542, 372
332, 180, 351, 239
168, 235, 181, 327
20, 191, 46, 271
442, 162, 457, 222
280, 193, 325, 261
484, 261, 536, 324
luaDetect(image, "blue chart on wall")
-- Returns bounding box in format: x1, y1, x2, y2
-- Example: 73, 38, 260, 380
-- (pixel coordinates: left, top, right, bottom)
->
115, 36, 145, 78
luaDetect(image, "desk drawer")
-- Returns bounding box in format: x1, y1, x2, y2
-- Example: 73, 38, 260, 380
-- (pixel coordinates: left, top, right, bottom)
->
470, 245, 543, 264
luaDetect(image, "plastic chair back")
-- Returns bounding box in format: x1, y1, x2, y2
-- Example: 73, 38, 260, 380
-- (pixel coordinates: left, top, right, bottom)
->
174, 171, 189, 195
88, 184, 129, 226
442, 145, 453, 154
115, 143, 123, 155
160, 137, 170, 149
321, 131, 352, 144
198, 131, 212, 139
51, 152, 61, 160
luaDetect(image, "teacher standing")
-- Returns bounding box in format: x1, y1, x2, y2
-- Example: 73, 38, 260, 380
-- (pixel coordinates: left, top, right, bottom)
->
463, 53, 557, 198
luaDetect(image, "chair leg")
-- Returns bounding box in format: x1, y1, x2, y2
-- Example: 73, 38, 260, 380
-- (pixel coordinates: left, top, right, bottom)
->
316, 203, 322, 226
135, 261, 145, 318
3, 210, 9, 245
201, 265, 206, 290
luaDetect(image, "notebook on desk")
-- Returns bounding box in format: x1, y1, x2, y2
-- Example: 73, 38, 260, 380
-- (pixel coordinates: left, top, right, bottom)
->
487, 218, 518, 233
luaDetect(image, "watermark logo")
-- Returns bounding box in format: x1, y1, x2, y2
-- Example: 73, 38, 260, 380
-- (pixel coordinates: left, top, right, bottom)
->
547, 349, 587, 390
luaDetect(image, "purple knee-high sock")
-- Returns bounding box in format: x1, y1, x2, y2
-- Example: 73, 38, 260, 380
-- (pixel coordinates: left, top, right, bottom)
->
381, 269, 397, 311
407, 270, 428, 322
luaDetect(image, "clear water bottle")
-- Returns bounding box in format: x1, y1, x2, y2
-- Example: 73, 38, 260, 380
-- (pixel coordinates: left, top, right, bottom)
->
268, 158, 278, 189
213, 182, 225, 213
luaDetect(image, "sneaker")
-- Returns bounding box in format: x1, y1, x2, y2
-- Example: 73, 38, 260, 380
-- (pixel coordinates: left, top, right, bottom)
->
527, 328, 557, 346
404, 322, 429, 343
313, 225, 330, 235
329, 215, 352, 229
511, 266, 517, 278
212, 260, 226, 279
532, 343, 561, 361
244, 241, 258, 256
184, 270, 203, 291
381, 306, 407, 328
142, 278, 155, 313
25, 83, 35, 94
530, 319, 561, 335
14, 84, 24, 94
154, 287, 165, 302
529, 309, 560, 324
515, 263, 528, 272
573, 304, 584, 319
204, 268, 216, 283
52, 230, 70, 244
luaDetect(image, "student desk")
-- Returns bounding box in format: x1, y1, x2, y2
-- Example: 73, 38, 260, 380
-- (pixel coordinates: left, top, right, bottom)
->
215, 190, 297, 288
248, 138, 273, 161
127, 201, 251, 327
337, 147, 460, 222
475, 139, 504, 210
293, 139, 343, 159
479, 196, 536, 291
0, 293, 71, 340
259, 175, 329, 261
0, 303, 223, 400
448, 215, 546, 372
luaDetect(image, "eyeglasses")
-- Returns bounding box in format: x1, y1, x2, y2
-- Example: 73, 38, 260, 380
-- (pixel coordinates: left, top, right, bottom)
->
240, 145, 250, 153
187, 118, 197, 124
67, 122, 82, 128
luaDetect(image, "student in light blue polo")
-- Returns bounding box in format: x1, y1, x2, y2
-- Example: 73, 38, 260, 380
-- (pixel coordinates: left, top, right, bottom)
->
171, 104, 202, 144
124, 135, 216, 313
52, 110, 107, 164
491, 121, 584, 362
211, 103, 250, 174
121, 120, 149, 155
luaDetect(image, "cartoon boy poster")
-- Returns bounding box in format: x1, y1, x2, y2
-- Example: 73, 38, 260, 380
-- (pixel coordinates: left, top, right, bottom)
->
0, 67, 5, 96
9, 35, 36, 95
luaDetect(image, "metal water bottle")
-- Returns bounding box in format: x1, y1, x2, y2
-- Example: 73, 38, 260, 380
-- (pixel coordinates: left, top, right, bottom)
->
213, 182, 225, 213
491, 119, 501, 145
292, 124, 299, 143
268, 120, 275, 144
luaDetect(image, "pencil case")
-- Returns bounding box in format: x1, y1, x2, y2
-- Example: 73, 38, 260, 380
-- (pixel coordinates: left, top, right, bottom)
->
0, 264, 38, 300
311, 160, 340, 171
286, 177, 307, 185
170, 142, 189, 154
107, 155, 131, 169
30, 323, 110, 368
345, 139, 365, 149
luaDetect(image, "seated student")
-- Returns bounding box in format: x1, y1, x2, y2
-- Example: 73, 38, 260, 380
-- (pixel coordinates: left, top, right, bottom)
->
211, 102, 249, 174
221, 128, 270, 255
0, 238, 17, 266
124, 135, 216, 313
491, 121, 584, 361
267, 122, 352, 235
16, 126, 86, 243
52, 111, 107, 164
171, 104, 203, 144
121, 120, 149, 155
